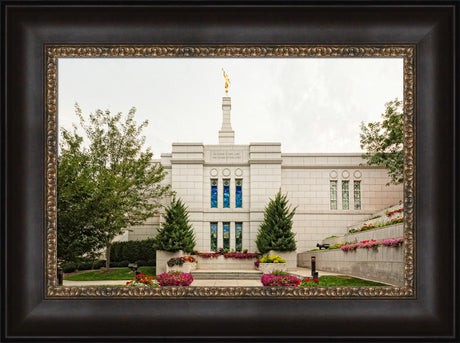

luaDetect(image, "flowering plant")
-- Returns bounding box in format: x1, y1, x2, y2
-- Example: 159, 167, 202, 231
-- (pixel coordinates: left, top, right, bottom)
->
261, 273, 301, 287
167, 256, 197, 267
390, 217, 403, 224
126, 274, 158, 287
299, 277, 320, 287
386, 207, 404, 217
258, 255, 286, 264
156, 271, 194, 286
223, 253, 258, 259
340, 237, 403, 252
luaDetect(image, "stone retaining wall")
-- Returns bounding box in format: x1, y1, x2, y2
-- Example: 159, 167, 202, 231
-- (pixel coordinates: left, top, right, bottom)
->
298, 245, 404, 286
323, 223, 403, 246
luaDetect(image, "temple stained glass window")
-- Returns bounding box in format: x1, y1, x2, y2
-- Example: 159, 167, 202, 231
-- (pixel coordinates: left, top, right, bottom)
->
330, 181, 337, 210
211, 179, 218, 208
235, 179, 242, 208
235, 222, 243, 252
210, 222, 218, 251
223, 222, 230, 250
223, 179, 230, 208
354, 181, 361, 210
342, 181, 349, 210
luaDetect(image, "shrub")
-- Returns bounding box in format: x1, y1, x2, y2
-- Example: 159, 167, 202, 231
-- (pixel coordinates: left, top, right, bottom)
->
110, 238, 156, 264
92, 260, 106, 269
153, 198, 196, 253
259, 255, 286, 264
242, 249, 248, 253
261, 273, 301, 287
256, 190, 296, 254
156, 271, 194, 286
77, 261, 93, 270
135, 259, 147, 267
62, 262, 77, 273
271, 270, 288, 276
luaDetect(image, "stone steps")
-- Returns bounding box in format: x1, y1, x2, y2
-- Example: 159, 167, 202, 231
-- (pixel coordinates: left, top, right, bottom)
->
191, 270, 263, 280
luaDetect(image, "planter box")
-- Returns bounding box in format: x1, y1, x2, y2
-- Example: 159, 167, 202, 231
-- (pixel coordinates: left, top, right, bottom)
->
166, 262, 197, 274
268, 250, 297, 270
322, 223, 404, 246
258, 262, 287, 274
156, 250, 183, 274
195, 255, 257, 270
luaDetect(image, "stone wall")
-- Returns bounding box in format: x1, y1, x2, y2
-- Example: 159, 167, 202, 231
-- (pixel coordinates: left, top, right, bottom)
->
195, 255, 257, 270
156, 250, 183, 275
323, 223, 403, 246
297, 246, 404, 286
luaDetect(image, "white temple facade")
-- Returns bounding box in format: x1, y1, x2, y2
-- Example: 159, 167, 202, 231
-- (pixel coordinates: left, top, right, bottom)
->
126, 95, 403, 253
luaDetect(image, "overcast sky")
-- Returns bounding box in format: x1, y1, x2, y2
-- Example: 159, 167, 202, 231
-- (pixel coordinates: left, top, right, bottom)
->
58, 58, 403, 158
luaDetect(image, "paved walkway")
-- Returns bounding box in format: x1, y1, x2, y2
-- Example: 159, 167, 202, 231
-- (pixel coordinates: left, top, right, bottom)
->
63, 268, 343, 287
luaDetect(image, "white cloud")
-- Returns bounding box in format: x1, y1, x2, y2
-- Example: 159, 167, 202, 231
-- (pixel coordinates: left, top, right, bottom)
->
58, 57, 403, 157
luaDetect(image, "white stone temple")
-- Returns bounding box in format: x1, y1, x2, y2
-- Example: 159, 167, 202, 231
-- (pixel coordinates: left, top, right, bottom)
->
123, 79, 403, 253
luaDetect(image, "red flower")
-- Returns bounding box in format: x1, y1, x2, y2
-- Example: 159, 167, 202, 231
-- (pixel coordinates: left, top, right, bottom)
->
313, 279, 319, 283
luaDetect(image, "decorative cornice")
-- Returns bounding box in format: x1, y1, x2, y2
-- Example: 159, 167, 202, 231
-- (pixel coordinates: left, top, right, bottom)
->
170, 159, 205, 164
45, 44, 415, 299
281, 165, 388, 169
249, 159, 283, 164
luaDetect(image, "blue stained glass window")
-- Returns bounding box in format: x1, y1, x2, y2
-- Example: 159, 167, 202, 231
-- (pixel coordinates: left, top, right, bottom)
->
235, 222, 243, 252
211, 179, 218, 208
235, 179, 242, 208
210, 222, 218, 251
223, 222, 230, 250
223, 179, 230, 208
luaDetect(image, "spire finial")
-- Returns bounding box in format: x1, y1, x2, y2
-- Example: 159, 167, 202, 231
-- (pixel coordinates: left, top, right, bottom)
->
222, 68, 230, 94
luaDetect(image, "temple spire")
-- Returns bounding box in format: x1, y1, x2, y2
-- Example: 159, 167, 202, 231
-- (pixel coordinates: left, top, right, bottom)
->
219, 96, 235, 144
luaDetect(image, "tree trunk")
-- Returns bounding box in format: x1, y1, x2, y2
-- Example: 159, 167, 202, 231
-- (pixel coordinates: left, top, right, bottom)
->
105, 244, 111, 271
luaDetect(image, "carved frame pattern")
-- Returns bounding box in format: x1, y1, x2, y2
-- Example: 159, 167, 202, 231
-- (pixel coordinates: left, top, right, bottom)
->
45, 45, 415, 298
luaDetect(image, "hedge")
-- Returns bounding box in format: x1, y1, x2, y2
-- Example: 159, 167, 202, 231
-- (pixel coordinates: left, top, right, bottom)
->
110, 238, 156, 264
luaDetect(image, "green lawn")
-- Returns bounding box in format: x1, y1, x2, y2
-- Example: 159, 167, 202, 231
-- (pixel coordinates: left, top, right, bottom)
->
64, 266, 156, 281
313, 275, 389, 287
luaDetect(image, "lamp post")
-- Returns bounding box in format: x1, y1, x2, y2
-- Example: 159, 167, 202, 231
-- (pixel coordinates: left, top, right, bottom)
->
311, 256, 318, 279
57, 263, 63, 286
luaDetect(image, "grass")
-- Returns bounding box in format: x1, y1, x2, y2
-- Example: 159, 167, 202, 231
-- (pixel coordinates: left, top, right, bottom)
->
64, 266, 156, 281
313, 275, 389, 287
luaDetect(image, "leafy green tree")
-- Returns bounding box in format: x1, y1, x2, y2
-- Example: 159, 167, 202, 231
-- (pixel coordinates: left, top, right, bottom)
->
152, 198, 196, 253
360, 98, 404, 185
256, 190, 296, 254
58, 104, 171, 270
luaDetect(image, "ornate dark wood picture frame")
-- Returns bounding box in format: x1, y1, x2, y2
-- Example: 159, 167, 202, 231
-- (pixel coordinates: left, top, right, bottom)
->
45, 45, 415, 299
2, 1, 456, 341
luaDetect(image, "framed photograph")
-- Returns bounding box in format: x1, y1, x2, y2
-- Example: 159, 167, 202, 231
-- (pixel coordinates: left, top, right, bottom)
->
2, 1, 456, 341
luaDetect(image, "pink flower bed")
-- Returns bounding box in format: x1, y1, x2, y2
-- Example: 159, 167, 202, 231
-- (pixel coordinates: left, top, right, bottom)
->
387, 207, 404, 217
156, 271, 194, 286
340, 238, 403, 252
261, 274, 301, 287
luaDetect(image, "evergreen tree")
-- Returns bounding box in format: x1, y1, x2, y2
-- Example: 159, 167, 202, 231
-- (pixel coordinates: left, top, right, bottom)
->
153, 198, 196, 253
256, 191, 297, 254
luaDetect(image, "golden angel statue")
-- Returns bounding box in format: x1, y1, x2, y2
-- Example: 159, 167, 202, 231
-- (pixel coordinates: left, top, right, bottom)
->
222, 68, 230, 94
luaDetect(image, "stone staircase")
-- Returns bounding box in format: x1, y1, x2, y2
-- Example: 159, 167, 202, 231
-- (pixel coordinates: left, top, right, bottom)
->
192, 269, 263, 280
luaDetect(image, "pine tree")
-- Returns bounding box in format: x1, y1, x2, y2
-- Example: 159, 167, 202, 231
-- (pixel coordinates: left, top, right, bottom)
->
256, 191, 297, 254
153, 198, 196, 253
